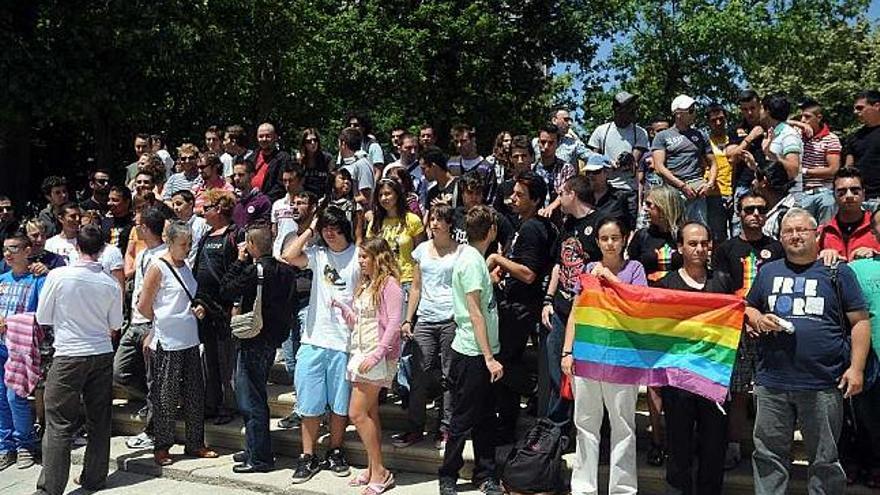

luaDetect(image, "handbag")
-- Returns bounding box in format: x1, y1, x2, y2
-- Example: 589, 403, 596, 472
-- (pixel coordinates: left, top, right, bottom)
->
560, 372, 574, 401
346, 294, 388, 382
231, 262, 264, 339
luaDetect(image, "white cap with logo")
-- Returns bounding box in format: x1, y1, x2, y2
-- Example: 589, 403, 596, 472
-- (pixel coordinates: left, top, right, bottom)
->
671, 94, 696, 112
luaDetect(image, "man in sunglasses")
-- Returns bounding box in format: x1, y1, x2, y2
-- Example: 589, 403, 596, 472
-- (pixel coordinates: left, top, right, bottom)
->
162, 143, 202, 201
651, 94, 717, 225
80, 169, 112, 216
844, 90, 880, 204
818, 167, 880, 263
712, 191, 784, 469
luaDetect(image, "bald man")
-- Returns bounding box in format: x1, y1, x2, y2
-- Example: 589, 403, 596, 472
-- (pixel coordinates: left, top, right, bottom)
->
251, 123, 294, 201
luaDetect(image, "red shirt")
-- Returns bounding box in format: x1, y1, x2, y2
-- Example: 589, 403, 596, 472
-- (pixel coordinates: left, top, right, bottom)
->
252, 151, 269, 190
818, 210, 880, 260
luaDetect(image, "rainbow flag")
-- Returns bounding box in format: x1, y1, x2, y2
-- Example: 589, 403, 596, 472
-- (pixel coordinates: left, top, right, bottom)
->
572, 274, 745, 403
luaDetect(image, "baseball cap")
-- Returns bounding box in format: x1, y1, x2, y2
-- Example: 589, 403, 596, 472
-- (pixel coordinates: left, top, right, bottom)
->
613, 91, 638, 108
671, 94, 696, 112
584, 154, 612, 172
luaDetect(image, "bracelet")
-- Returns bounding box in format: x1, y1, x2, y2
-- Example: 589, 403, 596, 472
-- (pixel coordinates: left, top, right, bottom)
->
543, 293, 554, 304
561, 351, 573, 357
401, 320, 412, 326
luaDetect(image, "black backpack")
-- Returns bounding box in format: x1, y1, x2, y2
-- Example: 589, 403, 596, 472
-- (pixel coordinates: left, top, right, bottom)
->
500, 418, 569, 494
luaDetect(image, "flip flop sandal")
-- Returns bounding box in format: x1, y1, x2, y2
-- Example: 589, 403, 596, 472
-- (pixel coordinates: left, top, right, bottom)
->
349, 470, 371, 487
362, 472, 395, 495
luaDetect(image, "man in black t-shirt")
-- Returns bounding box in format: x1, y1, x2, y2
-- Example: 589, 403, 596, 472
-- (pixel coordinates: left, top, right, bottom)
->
493, 136, 536, 227
658, 221, 732, 495
711, 191, 784, 469
844, 89, 880, 200
541, 175, 603, 422
486, 171, 557, 444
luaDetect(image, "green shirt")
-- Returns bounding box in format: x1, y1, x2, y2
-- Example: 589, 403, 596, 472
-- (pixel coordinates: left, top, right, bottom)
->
451, 245, 499, 356
849, 257, 880, 357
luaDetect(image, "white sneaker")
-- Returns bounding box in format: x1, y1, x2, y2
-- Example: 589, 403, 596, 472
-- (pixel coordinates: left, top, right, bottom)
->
125, 432, 154, 449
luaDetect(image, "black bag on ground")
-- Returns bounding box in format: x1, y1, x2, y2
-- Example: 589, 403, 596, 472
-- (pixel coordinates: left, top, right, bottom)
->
500, 418, 569, 494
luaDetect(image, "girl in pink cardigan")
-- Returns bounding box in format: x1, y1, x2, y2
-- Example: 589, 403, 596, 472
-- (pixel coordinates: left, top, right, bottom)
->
331, 237, 403, 495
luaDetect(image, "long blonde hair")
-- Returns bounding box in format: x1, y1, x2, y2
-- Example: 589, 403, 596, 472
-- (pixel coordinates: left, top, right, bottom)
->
648, 185, 685, 237
357, 237, 401, 308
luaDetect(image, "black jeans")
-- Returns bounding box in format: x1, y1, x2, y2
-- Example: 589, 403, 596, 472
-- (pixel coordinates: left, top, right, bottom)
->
405, 319, 456, 433
662, 387, 728, 494
235, 339, 276, 469
842, 381, 880, 469
203, 331, 236, 415
495, 299, 539, 444
439, 350, 497, 485
36, 353, 114, 495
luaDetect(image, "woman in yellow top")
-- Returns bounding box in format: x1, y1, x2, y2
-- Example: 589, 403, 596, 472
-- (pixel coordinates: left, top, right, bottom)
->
366, 178, 426, 290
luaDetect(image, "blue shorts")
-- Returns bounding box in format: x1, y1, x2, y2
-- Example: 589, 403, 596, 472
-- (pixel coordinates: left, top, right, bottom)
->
294, 344, 351, 417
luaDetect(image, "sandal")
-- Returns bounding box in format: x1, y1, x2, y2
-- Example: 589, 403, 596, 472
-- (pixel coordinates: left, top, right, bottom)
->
185, 447, 219, 459
154, 449, 173, 466
349, 470, 371, 487
362, 471, 395, 495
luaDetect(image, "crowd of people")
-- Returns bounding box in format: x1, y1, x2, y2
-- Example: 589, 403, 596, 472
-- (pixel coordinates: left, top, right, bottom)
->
1, 90, 880, 495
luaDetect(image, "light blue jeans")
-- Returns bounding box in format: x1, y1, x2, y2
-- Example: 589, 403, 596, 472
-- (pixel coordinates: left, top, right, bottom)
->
0, 344, 37, 454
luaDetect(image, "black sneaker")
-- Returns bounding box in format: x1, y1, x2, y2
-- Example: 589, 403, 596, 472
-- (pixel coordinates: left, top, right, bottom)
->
277, 412, 302, 429
0, 452, 16, 471
479, 479, 503, 495
290, 453, 321, 484
438, 476, 457, 495
232, 451, 247, 463
320, 448, 350, 477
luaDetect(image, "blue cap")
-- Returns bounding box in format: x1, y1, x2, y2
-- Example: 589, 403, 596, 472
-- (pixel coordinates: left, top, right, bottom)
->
584, 154, 612, 171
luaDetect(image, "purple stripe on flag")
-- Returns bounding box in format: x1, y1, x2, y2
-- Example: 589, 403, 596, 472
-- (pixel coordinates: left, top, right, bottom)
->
574, 359, 729, 403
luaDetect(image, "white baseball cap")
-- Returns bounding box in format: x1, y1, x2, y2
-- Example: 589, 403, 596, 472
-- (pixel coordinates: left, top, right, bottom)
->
671, 94, 696, 112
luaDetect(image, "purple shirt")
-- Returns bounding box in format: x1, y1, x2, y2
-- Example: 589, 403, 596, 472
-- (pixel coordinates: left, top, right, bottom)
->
232, 188, 271, 230
585, 259, 648, 287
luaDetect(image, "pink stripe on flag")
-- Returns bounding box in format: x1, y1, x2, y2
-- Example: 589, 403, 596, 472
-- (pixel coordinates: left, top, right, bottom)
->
574, 359, 729, 403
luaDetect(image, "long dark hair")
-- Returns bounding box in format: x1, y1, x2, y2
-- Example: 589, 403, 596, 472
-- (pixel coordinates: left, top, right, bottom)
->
299, 128, 326, 165
370, 178, 408, 235
328, 168, 354, 201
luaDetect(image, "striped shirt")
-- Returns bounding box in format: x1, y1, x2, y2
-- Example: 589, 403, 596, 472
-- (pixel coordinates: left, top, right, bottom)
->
0, 271, 45, 346
162, 170, 201, 200
803, 125, 841, 191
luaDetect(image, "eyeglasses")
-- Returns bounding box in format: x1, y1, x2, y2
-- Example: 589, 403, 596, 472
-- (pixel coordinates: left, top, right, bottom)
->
742, 205, 768, 215
780, 227, 816, 238
94, 179, 110, 185
2, 245, 23, 254
179, 156, 197, 162
203, 204, 218, 212
835, 186, 863, 197
304, 138, 318, 144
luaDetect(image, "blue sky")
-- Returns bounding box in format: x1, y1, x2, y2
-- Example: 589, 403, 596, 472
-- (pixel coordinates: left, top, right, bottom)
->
556, 0, 880, 102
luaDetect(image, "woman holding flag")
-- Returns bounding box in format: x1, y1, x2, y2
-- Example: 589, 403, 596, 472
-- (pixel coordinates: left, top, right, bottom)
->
561, 217, 646, 495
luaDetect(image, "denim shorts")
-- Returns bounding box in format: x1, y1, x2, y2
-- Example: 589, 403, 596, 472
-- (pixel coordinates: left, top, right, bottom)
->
294, 343, 351, 417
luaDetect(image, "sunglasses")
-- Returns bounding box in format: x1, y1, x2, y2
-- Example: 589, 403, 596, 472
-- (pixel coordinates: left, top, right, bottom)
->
304, 138, 318, 144
0, 206, 12, 212
203, 204, 218, 211
2, 245, 24, 254
179, 156, 197, 162
835, 186, 863, 197
742, 205, 768, 215
94, 179, 110, 185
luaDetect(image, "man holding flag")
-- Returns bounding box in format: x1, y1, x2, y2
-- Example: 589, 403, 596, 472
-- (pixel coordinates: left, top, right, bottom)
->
745, 207, 870, 494
656, 221, 734, 494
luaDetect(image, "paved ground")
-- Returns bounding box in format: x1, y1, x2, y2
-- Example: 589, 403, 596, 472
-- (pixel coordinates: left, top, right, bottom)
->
0, 437, 480, 495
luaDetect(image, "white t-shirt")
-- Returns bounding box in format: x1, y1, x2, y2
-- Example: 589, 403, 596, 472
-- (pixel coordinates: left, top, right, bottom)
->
36, 261, 123, 357
271, 196, 299, 259
412, 242, 461, 322
131, 243, 168, 324
301, 244, 360, 352
45, 235, 123, 276
186, 215, 209, 267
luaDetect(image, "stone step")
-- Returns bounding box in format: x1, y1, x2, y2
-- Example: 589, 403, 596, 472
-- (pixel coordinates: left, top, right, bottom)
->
109, 400, 872, 494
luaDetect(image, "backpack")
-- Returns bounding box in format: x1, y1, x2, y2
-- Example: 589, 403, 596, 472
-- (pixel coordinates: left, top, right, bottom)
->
500, 418, 569, 494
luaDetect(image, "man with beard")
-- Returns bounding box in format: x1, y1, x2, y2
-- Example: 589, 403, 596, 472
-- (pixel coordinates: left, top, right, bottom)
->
250, 123, 293, 201
79, 169, 112, 216
0, 196, 18, 246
